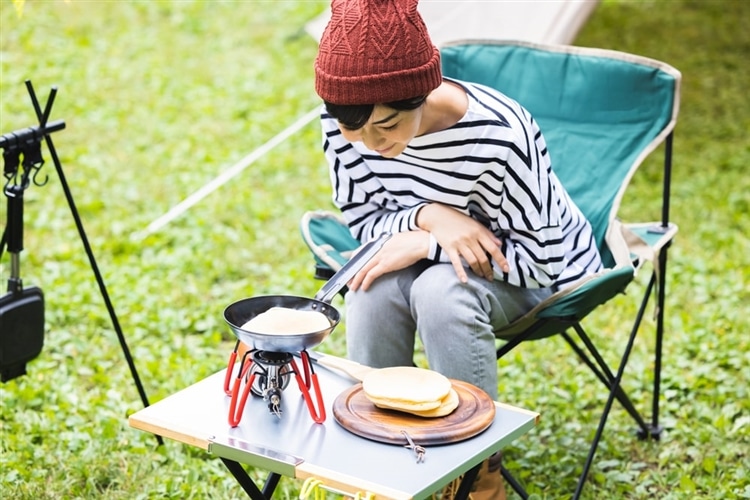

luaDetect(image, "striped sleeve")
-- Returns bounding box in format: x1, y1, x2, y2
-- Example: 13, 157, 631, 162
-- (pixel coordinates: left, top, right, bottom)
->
321, 112, 425, 241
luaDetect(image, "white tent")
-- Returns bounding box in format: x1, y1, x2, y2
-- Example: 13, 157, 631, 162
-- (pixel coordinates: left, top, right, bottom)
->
305, 0, 601, 47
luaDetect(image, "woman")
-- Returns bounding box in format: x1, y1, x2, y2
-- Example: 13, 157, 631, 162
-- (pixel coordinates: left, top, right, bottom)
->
313, 0, 603, 497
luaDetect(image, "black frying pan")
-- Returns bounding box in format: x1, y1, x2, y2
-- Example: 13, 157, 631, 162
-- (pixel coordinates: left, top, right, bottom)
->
223, 234, 390, 352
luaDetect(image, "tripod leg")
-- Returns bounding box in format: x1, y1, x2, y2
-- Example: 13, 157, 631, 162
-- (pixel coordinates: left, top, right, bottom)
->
24, 81, 161, 444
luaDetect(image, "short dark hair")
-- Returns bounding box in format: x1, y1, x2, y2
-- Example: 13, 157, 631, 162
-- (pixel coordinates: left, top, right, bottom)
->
324, 95, 428, 130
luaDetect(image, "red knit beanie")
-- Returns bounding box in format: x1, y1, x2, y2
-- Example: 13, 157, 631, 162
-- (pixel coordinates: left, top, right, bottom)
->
314, 0, 442, 105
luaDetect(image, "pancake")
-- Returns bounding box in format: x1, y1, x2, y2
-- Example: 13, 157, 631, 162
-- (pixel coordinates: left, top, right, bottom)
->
362, 366, 452, 412
372, 387, 460, 418
240, 307, 330, 335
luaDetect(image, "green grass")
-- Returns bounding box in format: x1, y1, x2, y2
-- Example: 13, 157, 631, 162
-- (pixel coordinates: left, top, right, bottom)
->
1, 0, 748, 499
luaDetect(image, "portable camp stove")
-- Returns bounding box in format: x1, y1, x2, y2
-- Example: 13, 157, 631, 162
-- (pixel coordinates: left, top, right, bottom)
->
219, 236, 391, 429
223, 342, 325, 427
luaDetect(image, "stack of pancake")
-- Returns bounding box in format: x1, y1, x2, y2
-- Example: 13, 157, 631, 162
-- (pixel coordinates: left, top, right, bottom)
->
361, 366, 459, 418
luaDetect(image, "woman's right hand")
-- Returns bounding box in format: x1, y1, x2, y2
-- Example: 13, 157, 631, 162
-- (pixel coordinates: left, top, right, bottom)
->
348, 230, 430, 292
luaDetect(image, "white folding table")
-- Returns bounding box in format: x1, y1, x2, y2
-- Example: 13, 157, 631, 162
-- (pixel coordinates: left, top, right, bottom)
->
128, 354, 539, 499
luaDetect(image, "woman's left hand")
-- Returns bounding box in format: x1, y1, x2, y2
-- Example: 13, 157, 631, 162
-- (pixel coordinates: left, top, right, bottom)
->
416, 203, 508, 283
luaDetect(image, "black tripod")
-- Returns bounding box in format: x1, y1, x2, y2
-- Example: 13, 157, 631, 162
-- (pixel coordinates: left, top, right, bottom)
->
1, 81, 161, 444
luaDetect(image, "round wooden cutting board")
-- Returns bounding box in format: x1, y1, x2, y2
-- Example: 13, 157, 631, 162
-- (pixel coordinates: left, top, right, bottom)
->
332, 379, 495, 446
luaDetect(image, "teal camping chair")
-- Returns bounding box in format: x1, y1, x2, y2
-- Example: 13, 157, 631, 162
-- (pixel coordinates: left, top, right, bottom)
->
301, 40, 681, 498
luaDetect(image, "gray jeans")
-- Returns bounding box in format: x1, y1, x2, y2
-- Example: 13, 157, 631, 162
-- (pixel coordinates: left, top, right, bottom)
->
345, 262, 553, 400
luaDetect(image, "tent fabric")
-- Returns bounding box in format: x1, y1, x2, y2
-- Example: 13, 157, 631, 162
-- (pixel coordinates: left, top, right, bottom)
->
305, 1, 601, 47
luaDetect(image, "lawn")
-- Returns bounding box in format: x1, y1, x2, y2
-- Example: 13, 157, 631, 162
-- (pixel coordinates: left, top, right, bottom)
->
1, 0, 748, 499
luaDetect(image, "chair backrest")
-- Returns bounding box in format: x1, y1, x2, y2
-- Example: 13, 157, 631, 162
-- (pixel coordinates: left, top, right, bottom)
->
440, 40, 681, 266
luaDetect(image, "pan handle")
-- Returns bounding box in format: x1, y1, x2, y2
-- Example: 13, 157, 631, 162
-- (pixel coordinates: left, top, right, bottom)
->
313, 233, 391, 304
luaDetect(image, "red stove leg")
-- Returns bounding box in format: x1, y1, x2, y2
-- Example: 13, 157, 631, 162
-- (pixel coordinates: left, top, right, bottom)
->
226, 349, 255, 427
228, 370, 257, 427
290, 352, 326, 424
223, 340, 241, 395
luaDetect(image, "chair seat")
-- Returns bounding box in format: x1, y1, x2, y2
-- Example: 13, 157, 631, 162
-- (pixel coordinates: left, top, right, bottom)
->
495, 265, 634, 340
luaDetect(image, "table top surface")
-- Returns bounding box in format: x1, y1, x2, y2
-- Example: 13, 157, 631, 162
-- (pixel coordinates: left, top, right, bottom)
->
129, 353, 539, 500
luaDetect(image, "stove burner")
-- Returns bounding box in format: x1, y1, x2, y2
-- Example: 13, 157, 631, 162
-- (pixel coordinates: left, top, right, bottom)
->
249, 351, 293, 415
223, 345, 326, 427
253, 350, 293, 365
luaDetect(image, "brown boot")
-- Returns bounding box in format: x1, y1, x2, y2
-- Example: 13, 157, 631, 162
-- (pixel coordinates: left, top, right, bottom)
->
469, 452, 506, 500
435, 452, 507, 500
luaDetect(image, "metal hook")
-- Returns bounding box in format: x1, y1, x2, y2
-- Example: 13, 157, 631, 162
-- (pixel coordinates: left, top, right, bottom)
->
20, 142, 48, 187
31, 161, 48, 187
3, 172, 14, 192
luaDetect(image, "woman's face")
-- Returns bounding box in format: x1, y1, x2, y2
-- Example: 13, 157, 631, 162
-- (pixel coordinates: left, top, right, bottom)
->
338, 104, 423, 158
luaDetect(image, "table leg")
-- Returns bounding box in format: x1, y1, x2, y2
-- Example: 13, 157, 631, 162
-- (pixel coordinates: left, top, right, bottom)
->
453, 463, 480, 500
221, 458, 281, 499
455, 461, 528, 500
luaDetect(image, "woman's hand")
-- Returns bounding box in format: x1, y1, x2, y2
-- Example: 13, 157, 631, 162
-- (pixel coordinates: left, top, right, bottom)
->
348, 230, 430, 292
417, 203, 509, 283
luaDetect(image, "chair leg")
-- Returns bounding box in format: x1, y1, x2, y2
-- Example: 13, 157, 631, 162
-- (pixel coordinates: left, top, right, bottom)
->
496, 258, 669, 497
571, 294, 644, 500
560, 331, 644, 427
567, 265, 670, 498
644, 130, 674, 440
496, 321, 548, 359
501, 465, 528, 499
562, 316, 652, 433
640, 247, 670, 441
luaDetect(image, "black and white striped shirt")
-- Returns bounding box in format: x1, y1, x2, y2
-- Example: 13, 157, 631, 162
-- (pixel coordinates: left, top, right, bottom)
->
321, 78, 602, 289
